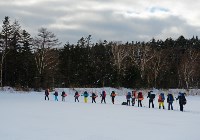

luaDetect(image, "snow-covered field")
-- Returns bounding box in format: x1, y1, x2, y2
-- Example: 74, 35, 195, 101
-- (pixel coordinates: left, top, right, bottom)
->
0, 88, 200, 140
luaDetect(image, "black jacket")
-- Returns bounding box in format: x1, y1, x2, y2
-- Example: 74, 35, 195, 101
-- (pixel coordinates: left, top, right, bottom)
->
45, 90, 49, 96
91, 93, 96, 98
54, 92, 58, 96
61, 91, 65, 97
176, 93, 186, 105
147, 92, 155, 101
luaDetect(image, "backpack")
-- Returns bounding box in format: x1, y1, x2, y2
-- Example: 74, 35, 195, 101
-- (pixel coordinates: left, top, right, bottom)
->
74, 92, 79, 97
158, 93, 165, 102
91, 93, 97, 98
180, 93, 187, 105
121, 102, 127, 105
167, 94, 174, 103
111, 92, 116, 97
150, 94, 155, 99
138, 92, 142, 98
138, 92, 144, 100
61, 91, 66, 97
102, 91, 106, 97
161, 93, 165, 100
133, 92, 137, 98
127, 92, 131, 99
45, 90, 49, 96
158, 95, 162, 102
54, 92, 58, 96
75, 93, 80, 97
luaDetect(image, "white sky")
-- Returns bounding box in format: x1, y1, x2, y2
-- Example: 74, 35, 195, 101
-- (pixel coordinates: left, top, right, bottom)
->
0, 0, 200, 44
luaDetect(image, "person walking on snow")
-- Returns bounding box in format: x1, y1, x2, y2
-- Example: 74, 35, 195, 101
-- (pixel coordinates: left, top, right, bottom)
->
126, 92, 132, 106
74, 91, 80, 102
147, 91, 155, 108
110, 91, 116, 104
54, 91, 59, 101
45, 89, 50, 100
100, 91, 106, 104
158, 93, 165, 109
82, 91, 89, 103
131, 91, 137, 106
91, 92, 98, 103
137, 92, 144, 107
176, 92, 187, 112
61, 91, 67, 102
167, 93, 174, 110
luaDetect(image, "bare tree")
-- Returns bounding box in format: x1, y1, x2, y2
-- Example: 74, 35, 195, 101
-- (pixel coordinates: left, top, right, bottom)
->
130, 43, 155, 81
147, 49, 169, 87
33, 28, 60, 88
179, 48, 199, 89
111, 42, 130, 85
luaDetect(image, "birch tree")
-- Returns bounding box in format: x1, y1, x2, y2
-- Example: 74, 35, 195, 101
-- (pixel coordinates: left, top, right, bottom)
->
132, 43, 155, 81
180, 48, 199, 89
111, 42, 130, 86
147, 49, 169, 88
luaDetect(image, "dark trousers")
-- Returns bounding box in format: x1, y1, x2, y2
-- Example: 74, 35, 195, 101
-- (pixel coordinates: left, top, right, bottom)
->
132, 98, 135, 106
112, 97, 115, 104
138, 100, 142, 107
180, 103, 183, 111
149, 100, 154, 108
101, 97, 106, 103
45, 95, 49, 100
127, 100, 130, 106
92, 98, 96, 103
168, 102, 173, 110
75, 97, 79, 102
62, 97, 65, 102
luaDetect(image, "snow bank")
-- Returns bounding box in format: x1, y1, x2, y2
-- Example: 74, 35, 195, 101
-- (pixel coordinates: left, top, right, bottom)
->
0, 86, 15, 92
1, 86, 200, 96
54, 88, 200, 96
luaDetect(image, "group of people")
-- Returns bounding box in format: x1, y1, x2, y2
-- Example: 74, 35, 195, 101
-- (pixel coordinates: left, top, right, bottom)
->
44, 89, 187, 112
125, 90, 187, 112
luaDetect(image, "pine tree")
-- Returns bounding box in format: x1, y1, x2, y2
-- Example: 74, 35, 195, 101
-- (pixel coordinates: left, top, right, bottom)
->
0, 16, 12, 87
17, 30, 36, 88
6, 20, 22, 87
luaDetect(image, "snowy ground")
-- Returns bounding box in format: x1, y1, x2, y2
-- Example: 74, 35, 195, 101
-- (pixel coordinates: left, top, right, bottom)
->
0, 89, 200, 140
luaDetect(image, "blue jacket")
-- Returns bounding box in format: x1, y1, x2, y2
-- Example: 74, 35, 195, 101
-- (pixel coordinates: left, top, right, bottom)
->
82, 91, 89, 97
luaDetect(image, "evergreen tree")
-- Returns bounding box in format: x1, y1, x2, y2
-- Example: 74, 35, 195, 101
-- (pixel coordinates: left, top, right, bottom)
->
0, 16, 12, 87
17, 30, 36, 88
6, 20, 22, 86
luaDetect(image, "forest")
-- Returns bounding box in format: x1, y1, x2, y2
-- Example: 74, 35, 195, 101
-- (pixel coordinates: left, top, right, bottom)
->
0, 16, 199, 90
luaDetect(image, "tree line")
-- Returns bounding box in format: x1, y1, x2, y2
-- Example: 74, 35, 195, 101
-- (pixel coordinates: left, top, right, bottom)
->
0, 16, 199, 90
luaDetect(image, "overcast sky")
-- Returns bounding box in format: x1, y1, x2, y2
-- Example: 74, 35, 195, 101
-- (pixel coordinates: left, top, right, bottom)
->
0, 0, 200, 44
